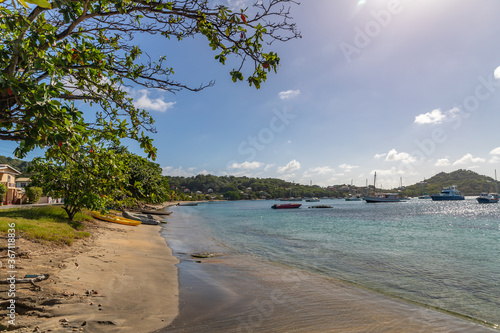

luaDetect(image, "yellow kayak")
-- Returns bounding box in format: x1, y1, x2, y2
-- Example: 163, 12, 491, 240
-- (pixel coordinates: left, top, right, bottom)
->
90, 211, 141, 226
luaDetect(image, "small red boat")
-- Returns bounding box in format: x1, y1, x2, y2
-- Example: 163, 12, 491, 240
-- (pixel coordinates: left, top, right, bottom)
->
271, 203, 302, 209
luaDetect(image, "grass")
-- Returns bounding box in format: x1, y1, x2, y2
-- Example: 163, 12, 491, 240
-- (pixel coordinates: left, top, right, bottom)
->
0, 206, 92, 245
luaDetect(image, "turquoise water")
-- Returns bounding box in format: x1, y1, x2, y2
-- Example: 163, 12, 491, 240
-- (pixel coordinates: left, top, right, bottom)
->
180, 199, 500, 328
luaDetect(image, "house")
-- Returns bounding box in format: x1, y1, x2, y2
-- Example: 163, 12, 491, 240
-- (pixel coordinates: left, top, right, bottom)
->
0, 164, 22, 205
16, 177, 31, 188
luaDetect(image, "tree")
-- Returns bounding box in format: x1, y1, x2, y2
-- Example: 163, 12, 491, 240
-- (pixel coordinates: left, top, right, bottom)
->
0, 0, 300, 158
0, 183, 6, 203
25, 185, 42, 202
111, 145, 169, 204
30, 139, 128, 220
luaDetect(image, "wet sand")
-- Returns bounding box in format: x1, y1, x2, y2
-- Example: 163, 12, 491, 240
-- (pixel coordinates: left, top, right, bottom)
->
158, 207, 497, 333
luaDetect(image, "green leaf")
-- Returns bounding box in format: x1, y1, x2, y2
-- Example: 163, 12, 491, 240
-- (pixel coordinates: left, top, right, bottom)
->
25, 0, 51, 8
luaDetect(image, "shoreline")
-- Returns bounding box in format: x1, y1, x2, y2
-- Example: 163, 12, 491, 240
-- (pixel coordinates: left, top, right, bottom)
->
0, 218, 179, 332
160, 205, 497, 333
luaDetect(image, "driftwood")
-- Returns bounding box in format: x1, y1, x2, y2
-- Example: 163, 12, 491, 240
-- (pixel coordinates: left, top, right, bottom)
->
0, 274, 50, 290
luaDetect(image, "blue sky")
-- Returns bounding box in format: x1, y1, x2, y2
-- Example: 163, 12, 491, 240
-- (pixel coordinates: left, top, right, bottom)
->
3, 0, 500, 188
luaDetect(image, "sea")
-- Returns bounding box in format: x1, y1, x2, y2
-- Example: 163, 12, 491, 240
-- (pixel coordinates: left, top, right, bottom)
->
166, 198, 500, 330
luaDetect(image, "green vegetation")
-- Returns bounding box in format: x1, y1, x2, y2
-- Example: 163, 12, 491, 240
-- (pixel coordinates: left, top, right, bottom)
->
25, 186, 42, 203
118, 146, 170, 204
30, 143, 129, 221
0, 1, 299, 159
0, 155, 30, 174
404, 169, 498, 196
0, 206, 91, 245
168, 175, 345, 200
170, 169, 500, 199
0, 183, 6, 203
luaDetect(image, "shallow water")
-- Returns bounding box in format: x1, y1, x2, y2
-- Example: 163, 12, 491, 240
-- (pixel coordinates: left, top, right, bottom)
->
171, 199, 500, 328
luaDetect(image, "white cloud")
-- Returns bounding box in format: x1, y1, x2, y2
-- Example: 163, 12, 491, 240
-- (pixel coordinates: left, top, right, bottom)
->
226, 0, 249, 10
162, 166, 196, 177
279, 89, 301, 100
339, 163, 359, 172
277, 160, 301, 173
494, 66, 500, 80
488, 148, 500, 163
228, 161, 263, 170
489, 156, 500, 164
374, 153, 386, 159
490, 147, 500, 155
385, 149, 417, 164
303, 166, 335, 178
133, 89, 175, 112
414, 109, 446, 125
435, 158, 450, 167
264, 164, 274, 171
414, 107, 462, 125
373, 168, 397, 176
452, 153, 486, 166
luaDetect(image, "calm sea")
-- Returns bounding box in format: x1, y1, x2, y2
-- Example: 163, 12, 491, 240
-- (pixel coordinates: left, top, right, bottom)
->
174, 198, 500, 328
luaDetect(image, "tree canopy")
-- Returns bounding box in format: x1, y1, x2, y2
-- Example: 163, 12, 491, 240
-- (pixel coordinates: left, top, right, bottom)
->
0, 0, 300, 158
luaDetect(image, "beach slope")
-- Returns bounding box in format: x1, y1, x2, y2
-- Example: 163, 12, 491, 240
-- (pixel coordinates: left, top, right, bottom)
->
0, 221, 178, 333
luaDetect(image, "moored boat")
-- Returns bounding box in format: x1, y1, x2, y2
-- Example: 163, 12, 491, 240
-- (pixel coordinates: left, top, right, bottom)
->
477, 170, 499, 203
90, 211, 141, 226
272, 203, 302, 209
431, 186, 465, 201
363, 172, 402, 203
122, 210, 160, 225
305, 197, 320, 202
364, 193, 402, 203
141, 209, 173, 215
476, 193, 499, 203
309, 205, 332, 208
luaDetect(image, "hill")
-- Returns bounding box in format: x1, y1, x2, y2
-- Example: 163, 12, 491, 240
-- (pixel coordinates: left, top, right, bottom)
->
0, 155, 31, 174
404, 169, 497, 196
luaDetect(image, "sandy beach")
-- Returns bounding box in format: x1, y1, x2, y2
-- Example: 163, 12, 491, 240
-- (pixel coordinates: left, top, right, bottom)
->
0, 218, 178, 333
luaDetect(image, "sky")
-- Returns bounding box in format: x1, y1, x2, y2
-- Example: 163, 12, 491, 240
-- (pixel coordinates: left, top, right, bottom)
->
3, 0, 500, 189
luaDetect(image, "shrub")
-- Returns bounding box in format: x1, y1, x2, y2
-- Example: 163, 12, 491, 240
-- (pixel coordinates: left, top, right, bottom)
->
26, 186, 43, 204
0, 183, 6, 203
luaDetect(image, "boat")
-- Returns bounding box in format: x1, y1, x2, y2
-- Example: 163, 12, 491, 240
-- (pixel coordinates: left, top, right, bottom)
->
430, 185, 465, 201
309, 205, 332, 208
141, 209, 172, 215
476, 193, 499, 203
305, 197, 320, 202
476, 170, 499, 203
364, 193, 402, 203
90, 211, 141, 226
271, 203, 302, 209
122, 210, 160, 225
363, 172, 402, 203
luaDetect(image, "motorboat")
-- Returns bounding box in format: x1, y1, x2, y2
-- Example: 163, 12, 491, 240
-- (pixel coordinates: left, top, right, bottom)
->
430, 186, 465, 201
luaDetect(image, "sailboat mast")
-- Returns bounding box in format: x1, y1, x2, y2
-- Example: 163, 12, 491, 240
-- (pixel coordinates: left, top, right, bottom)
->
495, 169, 498, 193
373, 172, 377, 196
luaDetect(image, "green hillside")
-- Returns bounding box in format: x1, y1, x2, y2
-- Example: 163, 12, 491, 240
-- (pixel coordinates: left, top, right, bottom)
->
404, 169, 497, 197
0, 155, 31, 174
0, 154, 496, 197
